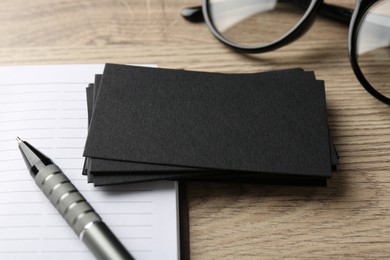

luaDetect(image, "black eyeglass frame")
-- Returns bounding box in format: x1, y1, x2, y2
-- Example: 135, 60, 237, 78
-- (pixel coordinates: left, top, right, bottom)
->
202, 0, 324, 53
201, 0, 357, 52
183, 0, 389, 105
348, 0, 390, 104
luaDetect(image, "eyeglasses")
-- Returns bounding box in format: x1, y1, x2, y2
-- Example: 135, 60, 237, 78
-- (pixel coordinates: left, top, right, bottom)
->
181, 1, 390, 105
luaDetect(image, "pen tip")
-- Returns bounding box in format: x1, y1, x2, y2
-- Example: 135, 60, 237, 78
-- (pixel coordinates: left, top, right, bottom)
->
16, 137, 23, 144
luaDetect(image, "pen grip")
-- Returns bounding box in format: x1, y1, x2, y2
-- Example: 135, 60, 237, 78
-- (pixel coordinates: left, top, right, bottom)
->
34, 164, 101, 236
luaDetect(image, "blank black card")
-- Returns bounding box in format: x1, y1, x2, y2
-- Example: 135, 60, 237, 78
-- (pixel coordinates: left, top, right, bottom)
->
84, 70, 337, 186
84, 64, 332, 178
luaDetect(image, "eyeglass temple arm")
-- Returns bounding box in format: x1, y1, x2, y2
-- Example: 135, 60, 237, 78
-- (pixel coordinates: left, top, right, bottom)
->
181, 6, 204, 23
181, 3, 353, 25
318, 3, 353, 24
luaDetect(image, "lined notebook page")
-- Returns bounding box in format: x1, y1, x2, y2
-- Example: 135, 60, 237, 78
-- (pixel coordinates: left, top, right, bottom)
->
0, 65, 179, 260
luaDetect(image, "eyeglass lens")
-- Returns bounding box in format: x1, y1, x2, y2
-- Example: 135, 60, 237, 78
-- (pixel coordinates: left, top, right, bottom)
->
207, 0, 314, 48
356, 0, 390, 99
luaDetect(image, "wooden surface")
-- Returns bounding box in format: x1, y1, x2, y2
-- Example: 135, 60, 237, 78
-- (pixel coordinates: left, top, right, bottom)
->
1, 0, 389, 258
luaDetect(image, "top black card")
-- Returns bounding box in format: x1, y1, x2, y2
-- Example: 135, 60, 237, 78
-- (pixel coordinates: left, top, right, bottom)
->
84, 64, 331, 177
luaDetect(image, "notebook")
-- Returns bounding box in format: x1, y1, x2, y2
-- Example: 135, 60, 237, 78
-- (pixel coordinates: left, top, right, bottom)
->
0, 64, 180, 260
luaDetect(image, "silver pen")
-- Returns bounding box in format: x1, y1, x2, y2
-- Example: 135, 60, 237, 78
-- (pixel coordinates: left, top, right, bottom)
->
17, 137, 134, 260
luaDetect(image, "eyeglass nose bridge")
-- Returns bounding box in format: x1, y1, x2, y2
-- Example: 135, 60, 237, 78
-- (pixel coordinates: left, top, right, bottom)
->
202, 0, 325, 53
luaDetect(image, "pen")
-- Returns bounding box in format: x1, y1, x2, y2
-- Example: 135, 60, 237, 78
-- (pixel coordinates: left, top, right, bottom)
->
17, 137, 134, 260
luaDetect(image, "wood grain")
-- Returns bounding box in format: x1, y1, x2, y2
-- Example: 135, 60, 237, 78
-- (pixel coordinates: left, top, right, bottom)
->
1, 0, 389, 258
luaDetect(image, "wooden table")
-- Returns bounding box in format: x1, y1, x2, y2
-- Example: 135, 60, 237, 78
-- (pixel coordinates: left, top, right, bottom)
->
1, 0, 389, 258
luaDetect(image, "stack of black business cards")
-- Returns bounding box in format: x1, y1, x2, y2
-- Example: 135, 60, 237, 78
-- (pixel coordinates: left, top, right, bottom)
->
83, 64, 338, 186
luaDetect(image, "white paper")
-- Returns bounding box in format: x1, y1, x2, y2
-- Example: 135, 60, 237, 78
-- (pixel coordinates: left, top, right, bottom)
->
0, 64, 179, 260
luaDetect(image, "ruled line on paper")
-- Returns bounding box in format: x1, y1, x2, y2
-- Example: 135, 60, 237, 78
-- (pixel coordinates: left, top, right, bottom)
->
0, 109, 60, 114
0, 213, 42, 216
91, 200, 154, 202
0, 168, 33, 173
0, 128, 57, 132
0, 100, 60, 105
0, 190, 41, 194
0, 238, 38, 241
55, 147, 85, 149
60, 170, 84, 173
57, 137, 86, 140
0, 225, 41, 229
0, 201, 45, 204
41, 250, 90, 253
0, 82, 89, 86
0, 148, 17, 152
57, 127, 86, 130
0, 179, 31, 183
0, 118, 57, 123
59, 117, 88, 120
41, 238, 79, 240
0, 251, 38, 254
0, 158, 20, 163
